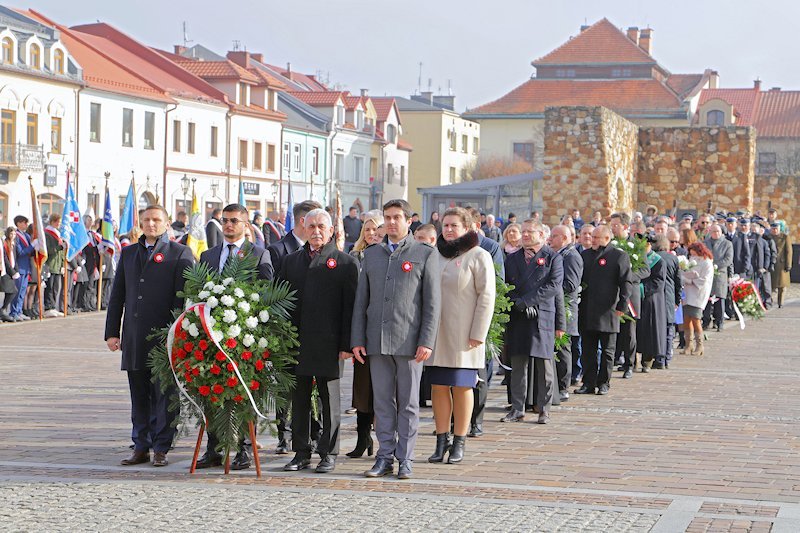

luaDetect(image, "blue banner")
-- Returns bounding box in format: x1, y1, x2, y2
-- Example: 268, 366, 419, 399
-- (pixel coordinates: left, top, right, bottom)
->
59, 182, 90, 261
283, 182, 294, 233
118, 179, 137, 236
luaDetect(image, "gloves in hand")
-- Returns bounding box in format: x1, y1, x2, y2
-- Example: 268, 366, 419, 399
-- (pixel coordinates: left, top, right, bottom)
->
12, 273, 20, 280
525, 306, 538, 320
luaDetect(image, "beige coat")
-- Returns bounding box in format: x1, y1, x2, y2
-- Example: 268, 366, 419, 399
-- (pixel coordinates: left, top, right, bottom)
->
427, 245, 496, 370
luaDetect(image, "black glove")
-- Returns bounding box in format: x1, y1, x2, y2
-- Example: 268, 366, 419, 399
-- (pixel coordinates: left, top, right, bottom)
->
512, 299, 527, 313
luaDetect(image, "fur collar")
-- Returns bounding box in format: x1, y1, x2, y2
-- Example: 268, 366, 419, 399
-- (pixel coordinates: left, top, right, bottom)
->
437, 231, 479, 259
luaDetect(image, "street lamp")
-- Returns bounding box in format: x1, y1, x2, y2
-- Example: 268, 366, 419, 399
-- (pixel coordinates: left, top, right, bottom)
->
180, 173, 190, 213
270, 182, 278, 211
211, 179, 219, 200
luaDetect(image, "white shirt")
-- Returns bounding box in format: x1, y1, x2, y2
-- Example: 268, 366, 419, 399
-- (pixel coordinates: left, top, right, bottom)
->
218, 237, 247, 273
293, 232, 305, 249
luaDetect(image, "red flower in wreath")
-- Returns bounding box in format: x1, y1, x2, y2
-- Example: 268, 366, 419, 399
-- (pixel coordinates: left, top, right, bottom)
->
210, 364, 221, 375
233, 395, 243, 403
250, 380, 260, 390
262, 349, 271, 359
326, 258, 337, 269
215, 351, 226, 361
212, 383, 224, 394
401, 261, 413, 272
184, 342, 194, 352
537, 257, 546, 266
191, 368, 200, 376
599, 258, 607, 266
242, 351, 253, 361
226, 376, 238, 387
225, 338, 237, 349
198, 385, 211, 397
198, 340, 209, 351
184, 373, 193, 383
153, 253, 164, 263
226, 362, 235, 372
255, 359, 264, 371
176, 348, 187, 360
194, 351, 204, 361
183, 361, 191, 371
210, 396, 218, 403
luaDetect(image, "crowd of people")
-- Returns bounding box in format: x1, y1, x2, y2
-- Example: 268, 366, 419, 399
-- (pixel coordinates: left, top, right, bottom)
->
4, 198, 793, 480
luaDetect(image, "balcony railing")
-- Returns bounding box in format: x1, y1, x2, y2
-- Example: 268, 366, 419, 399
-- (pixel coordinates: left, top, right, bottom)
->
0, 143, 46, 171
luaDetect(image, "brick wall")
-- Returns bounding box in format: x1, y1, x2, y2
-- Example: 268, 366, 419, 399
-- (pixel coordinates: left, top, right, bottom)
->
753, 175, 800, 240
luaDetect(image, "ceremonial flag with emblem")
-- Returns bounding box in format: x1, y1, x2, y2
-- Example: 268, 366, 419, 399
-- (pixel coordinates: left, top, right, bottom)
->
334, 188, 345, 251
118, 178, 138, 237
29, 180, 48, 271
238, 179, 245, 206
100, 184, 115, 251
283, 181, 294, 234
185, 185, 207, 259
60, 181, 89, 261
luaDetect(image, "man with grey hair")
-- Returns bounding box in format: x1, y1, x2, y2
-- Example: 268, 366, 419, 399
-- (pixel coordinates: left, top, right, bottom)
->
704, 224, 733, 332
483, 214, 501, 242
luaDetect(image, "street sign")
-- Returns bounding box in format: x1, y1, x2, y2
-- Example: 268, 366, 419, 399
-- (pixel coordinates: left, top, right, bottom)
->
242, 181, 259, 195
44, 164, 57, 187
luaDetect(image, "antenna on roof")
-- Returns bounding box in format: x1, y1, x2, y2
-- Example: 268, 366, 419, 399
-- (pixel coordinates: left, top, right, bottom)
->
447, 79, 452, 96
427, 77, 432, 91
182, 21, 193, 48
232, 40, 241, 52
418, 62, 423, 95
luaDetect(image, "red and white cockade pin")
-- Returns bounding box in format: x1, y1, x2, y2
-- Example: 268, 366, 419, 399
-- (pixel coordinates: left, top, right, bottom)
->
238, 250, 245, 258
326, 258, 337, 269
153, 252, 164, 263
536, 257, 546, 266
598, 258, 607, 266
401, 261, 413, 273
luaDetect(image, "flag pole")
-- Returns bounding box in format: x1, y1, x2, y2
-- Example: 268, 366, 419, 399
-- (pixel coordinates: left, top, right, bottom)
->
63, 241, 69, 317
29, 176, 45, 321
97, 174, 109, 311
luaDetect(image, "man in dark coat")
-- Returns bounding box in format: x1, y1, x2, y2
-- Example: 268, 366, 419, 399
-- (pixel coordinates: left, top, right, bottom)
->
743, 219, 765, 291
105, 205, 194, 467
280, 209, 358, 474
549, 225, 583, 403
655, 236, 681, 369
636, 237, 666, 371
502, 220, 564, 424
342, 206, 362, 249
195, 204, 273, 471
266, 199, 321, 454
732, 219, 753, 277
575, 225, 631, 396
205, 208, 223, 249
704, 225, 733, 332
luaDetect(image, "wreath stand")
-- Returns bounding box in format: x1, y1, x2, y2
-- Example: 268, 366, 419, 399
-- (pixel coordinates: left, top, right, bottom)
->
189, 421, 262, 477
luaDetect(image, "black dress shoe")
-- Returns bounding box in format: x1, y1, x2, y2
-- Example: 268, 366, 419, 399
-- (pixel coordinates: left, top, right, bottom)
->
651, 362, 665, 370
468, 424, 483, 437
121, 450, 150, 466
283, 455, 311, 471
364, 458, 394, 477
500, 410, 524, 422
315, 455, 336, 473
231, 449, 251, 470
397, 460, 413, 479
597, 384, 610, 395
275, 439, 290, 455
195, 451, 223, 469
574, 385, 595, 394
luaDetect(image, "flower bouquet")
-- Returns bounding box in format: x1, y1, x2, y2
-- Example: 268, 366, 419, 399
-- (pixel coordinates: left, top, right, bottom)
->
148, 253, 299, 464
677, 255, 697, 272
611, 236, 647, 272
729, 275, 766, 324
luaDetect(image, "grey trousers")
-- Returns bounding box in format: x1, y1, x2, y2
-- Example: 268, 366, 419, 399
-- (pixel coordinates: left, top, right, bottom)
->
370, 354, 422, 462
510, 355, 554, 413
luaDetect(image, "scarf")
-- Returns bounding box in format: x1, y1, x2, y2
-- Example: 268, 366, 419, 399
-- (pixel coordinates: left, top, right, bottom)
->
436, 231, 479, 259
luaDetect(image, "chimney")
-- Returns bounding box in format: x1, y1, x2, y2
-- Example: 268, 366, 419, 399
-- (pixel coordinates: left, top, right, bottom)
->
226, 51, 251, 67
708, 70, 719, 89
753, 79, 762, 91
580, 24, 590, 32
638, 28, 653, 55
250, 53, 263, 64
173, 45, 187, 56
432, 95, 455, 111
360, 88, 369, 97
626, 27, 639, 45
770, 87, 781, 92
420, 91, 433, 104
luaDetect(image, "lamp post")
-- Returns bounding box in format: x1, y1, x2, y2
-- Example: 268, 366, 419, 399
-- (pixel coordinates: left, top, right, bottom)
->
180, 173, 190, 215
211, 179, 219, 200
270, 182, 278, 213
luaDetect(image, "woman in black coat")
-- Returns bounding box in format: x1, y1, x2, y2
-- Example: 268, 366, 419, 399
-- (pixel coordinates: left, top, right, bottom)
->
637, 235, 667, 371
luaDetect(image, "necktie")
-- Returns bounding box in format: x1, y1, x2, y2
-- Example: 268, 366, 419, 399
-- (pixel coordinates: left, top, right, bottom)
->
309, 247, 320, 260
389, 243, 397, 253
524, 248, 536, 265
147, 246, 154, 257
223, 244, 236, 271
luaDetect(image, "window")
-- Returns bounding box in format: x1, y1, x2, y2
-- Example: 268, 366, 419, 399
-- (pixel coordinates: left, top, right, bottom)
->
172, 120, 181, 152
354, 156, 364, 182
449, 130, 456, 151
238, 139, 248, 169
758, 152, 777, 175
472, 137, 479, 154
387, 163, 394, 184
238, 83, 248, 106
622, 69, 631, 77
335, 105, 345, 125
2, 37, 12, 64
144, 112, 154, 149
334, 153, 344, 180
30, 43, 40, 69
513, 142, 534, 165
612, 69, 621, 77
1, 110, 16, 146
311, 147, 319, 175
26, 113, 38, 145
50, 117, 61, 154
53, 49, 64, 74
253, 142, 262, 171
461, 134, 468, 153
356, 110, 364, 129
267, 144, 276, 172
292, 144, 301, 172
449, 166, 456, 184
210, 126, 218, 157
37, 193, 63, 218
90, 103, 101, 142
400, 165, 406, 186
386, 124, 397, 143
282, 142, 290, 169
707, 110, 725, 126
187, 122, 196, 154
121, 108, 133, 147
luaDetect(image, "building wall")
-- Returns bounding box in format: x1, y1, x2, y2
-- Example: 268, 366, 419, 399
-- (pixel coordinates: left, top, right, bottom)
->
281, 127, 329, 206
332, 129, 372, 211
473, 117, 545, 170
753, 175, 800, 240
226, 112, 282, 216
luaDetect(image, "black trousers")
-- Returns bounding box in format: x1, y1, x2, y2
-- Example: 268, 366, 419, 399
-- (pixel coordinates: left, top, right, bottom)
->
581, 331, 616, 390
470, 361, 491, 426
555, 341, 572, 393
127, 368, 177, 453
703, 298, 725, 328
615, 319, 637, 370
44, 273, 63, 311
509, 355, 554, 412
292, 375, 340, 457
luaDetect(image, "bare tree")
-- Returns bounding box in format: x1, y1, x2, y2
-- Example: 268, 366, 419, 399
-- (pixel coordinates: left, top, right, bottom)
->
464, 155, 534, 181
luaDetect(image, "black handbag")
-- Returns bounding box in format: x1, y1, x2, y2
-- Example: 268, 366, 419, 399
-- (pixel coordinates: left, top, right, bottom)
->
0, 273, 16, 293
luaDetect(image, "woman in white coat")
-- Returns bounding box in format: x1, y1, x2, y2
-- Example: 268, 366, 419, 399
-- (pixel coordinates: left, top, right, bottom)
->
426, 207, 495, 465
681, 242, 714, 356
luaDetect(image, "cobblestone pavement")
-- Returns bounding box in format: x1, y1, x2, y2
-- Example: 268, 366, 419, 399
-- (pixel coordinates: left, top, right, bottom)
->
1, 290, 799, 532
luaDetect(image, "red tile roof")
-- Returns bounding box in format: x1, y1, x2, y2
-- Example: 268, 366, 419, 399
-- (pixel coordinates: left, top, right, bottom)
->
466, 78, 684, 116
343, 95, 363, 111
174, 59, 261, 84
533, 18, 655, 66
699, 88, 800, 137
288, 91, 345, 107
370, 97, 399, 123
264, 64, 328, 91
666, 74, 705, 99
397, 139, 413, 151
697, 89, 760, 125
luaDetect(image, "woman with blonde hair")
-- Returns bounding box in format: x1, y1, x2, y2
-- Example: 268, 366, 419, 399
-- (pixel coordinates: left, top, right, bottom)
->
501, 223, 522, 257
351, 210, 384, 261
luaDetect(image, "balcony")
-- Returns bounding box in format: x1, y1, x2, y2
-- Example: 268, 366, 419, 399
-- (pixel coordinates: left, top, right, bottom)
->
0, 143, 46, 171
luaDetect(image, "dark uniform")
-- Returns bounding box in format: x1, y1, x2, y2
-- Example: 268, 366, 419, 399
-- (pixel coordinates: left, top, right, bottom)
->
656, 251, 681, 367
555, 244, 583, 396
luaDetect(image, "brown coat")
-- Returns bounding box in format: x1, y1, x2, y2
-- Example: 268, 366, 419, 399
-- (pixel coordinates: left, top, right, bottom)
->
773, 233, 793, 289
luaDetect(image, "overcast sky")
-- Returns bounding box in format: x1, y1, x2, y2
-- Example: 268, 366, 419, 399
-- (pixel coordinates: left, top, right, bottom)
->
19, 0, 800, 111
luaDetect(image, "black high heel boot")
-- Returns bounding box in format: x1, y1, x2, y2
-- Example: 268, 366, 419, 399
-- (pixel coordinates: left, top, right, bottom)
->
346, 411, 374, 458
428, 433, 451, 463
448, 436, 466, 464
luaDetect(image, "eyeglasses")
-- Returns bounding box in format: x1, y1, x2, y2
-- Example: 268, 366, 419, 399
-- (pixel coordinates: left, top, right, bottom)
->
221, 217, 243, 225
669, 240, 680, 244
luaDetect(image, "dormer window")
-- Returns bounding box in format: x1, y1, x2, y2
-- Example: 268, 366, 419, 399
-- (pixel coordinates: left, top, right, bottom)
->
53, 49, 64, 74
238, 83, 248, 106
30, 44, 40, 69
356, 109, 364, 129
707, 110, 724, 126
335, 104, 345, 125
2, 37, 13, 65
386, 124, 397, 143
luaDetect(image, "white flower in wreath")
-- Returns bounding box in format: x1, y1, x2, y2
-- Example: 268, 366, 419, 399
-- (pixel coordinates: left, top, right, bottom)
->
181, 318, 191, 330
204, 281, 215, 290
237, 301, 251, 313
206, 296, 219, 309
185, 299, 194, 309
210, 329, 223, 342
631, 254, 639, 261
221, 295, 235, 307
259, 310, 270, 323
610, 240, 618, 247
242, 334, 255, 347
227, 324, 242, 338
223, 309, 238, 324
206, 315, 216, 327
245, 316, 259, 329
627, 241, 635, 249
257, 337, 268, 348
198, 290, 211, 299
212, 284, 225, 294
250, 293, 260, 302
188, 323, 200, 337
222, 277, 234, 287
233, 287, 245, 298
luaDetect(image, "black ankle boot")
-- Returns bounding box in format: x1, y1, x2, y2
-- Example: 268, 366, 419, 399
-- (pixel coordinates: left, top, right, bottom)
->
428, 433, 451, 463
448, 436, 466, 464
346, 411, 374, 458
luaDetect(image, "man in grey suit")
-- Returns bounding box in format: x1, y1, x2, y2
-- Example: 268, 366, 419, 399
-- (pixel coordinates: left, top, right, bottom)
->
351, 199, 441, 480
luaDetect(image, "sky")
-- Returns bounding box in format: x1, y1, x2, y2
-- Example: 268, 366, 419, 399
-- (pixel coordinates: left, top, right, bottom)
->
14, 0, 800, 111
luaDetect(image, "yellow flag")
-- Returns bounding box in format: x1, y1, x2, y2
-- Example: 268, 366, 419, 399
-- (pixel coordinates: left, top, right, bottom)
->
185, 186, 207, 259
